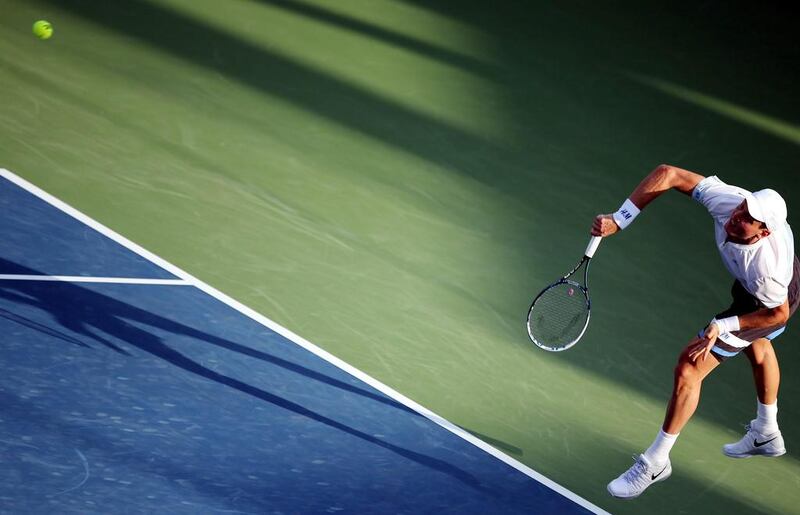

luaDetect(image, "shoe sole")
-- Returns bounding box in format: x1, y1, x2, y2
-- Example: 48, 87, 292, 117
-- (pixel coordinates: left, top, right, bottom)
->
607, 469, 672, 499
723, 448, 786, 459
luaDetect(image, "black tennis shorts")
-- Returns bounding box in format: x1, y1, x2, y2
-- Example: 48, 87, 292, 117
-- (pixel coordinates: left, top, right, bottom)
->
710, 255, 800, 360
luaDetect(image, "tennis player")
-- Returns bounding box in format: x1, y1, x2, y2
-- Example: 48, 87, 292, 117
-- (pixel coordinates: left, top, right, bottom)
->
592, 164, 798, 499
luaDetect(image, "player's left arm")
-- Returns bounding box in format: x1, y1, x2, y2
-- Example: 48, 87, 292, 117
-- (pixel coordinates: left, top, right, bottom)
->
691, 299, 790, 362
736, 299, 790, 330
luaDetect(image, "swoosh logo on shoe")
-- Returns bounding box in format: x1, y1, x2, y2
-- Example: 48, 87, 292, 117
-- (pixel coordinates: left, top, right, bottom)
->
651, 464, 668, 480
754, 437, 778, 447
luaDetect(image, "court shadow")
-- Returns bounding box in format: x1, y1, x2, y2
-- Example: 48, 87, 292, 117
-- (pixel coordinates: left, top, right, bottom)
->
0, 257, 410, 413
37, 0, 572, 203
0, 306, 93, 351
255, 0, 497, 79
0, 258, 487, 492
461, 428, 524, 457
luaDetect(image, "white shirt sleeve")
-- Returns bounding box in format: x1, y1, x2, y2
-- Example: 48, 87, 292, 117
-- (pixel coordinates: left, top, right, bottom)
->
752, 276, 789, 309
692, 176, 750, 220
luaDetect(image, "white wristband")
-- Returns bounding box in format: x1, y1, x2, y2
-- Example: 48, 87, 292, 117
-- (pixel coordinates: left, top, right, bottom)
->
711, 316, 740, 334
612, 198, 641, 230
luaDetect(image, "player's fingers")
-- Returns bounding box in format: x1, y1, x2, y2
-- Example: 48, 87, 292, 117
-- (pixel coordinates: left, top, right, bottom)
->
602, 217, 619, 236
688, 338, 707, 362
591, 216, 603, 236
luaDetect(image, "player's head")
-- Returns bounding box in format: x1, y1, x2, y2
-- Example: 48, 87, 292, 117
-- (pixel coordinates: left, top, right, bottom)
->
725, 189, 787, 243
747, 189, 787, 231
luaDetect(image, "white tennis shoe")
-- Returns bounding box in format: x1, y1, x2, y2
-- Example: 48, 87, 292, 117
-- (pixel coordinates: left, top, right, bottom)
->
607, 454, 671, 499
723, 421, 786, 458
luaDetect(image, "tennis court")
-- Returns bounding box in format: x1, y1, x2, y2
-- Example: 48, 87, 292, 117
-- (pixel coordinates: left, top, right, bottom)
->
1, 169, 605, 513
2, 1, 799, 513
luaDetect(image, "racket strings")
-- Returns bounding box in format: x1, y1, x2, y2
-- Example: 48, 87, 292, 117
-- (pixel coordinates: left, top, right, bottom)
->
528, 282, 589, 350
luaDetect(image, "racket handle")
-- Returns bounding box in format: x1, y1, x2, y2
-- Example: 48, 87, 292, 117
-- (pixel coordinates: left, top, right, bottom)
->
584, 235, 602, 258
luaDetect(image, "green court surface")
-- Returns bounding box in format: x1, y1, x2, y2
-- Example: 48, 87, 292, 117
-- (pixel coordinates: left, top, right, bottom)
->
2, 1, 799, 513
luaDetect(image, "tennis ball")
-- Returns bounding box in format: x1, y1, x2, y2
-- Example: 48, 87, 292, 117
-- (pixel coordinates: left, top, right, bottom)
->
32, 20, 53, 40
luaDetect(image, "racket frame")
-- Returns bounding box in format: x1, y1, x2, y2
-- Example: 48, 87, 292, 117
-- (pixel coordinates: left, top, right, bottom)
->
526, 236, 600, 351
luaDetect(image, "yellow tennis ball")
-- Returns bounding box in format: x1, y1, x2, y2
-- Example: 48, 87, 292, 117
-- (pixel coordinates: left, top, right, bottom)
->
33, 20, 53, 40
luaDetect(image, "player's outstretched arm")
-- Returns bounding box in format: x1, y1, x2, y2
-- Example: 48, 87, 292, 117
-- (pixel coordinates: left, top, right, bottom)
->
592, 164, 705, 237
628, 164, 705, 208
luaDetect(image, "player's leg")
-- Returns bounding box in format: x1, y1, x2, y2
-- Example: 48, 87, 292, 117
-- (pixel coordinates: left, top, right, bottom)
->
661, 341, 723, 434
723, 337, 786, 458
608, 338, 721, 499
745, 337, 780, 405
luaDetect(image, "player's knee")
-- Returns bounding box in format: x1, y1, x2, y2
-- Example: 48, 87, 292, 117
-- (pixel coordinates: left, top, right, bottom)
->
748, 339, 775, 366
673, 359, 701, 387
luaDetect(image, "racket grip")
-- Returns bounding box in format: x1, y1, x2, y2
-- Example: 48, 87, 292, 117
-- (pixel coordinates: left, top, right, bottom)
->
584, 235, 602, 258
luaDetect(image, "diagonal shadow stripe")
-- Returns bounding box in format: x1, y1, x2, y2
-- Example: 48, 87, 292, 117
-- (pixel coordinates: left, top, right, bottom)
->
626, 73, 800, 146
257, 0, 498, 78
42, 0, 521, 193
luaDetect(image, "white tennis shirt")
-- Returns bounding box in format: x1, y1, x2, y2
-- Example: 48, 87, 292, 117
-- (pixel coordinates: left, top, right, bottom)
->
693, 176, 794, 308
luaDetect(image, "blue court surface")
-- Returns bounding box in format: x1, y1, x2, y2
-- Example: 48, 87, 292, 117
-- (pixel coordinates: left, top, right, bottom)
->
0, 169, 606, 514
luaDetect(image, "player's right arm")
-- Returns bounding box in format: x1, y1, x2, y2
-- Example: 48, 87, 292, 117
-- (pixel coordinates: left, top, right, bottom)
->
592, 164, 705, 237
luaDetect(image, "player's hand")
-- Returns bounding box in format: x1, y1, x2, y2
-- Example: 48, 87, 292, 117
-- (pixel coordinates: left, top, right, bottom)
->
688, 324, 720, 362
591, 214, 620, 237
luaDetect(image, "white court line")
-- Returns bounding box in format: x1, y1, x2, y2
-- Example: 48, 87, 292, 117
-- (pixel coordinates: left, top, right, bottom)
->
0, 168, 610, 515
0, 274, 190, 285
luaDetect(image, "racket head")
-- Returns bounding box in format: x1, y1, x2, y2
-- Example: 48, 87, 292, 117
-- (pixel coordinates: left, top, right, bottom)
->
526, 279, 591, 351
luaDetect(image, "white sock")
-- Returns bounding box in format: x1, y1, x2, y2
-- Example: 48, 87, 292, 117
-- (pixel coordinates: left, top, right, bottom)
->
754, 400, 779, 434
643, 429, 679, 465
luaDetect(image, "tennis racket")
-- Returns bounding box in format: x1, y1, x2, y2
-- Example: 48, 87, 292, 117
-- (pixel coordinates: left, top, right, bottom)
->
526, 236, 602, 351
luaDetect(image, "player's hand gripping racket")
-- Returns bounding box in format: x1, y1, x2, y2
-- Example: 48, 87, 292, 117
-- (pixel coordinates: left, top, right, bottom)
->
526, 236, 602, 351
